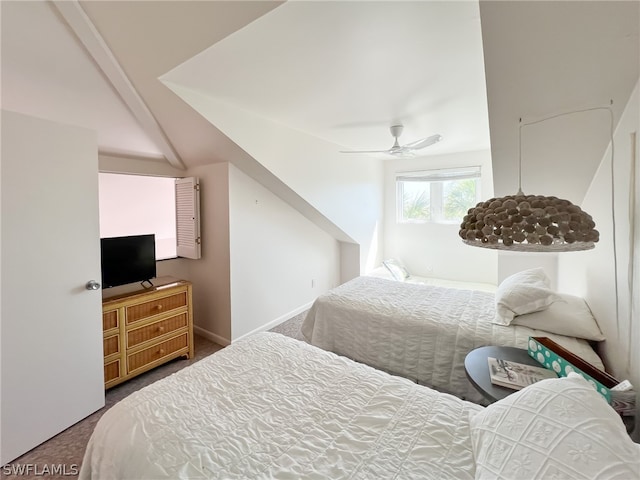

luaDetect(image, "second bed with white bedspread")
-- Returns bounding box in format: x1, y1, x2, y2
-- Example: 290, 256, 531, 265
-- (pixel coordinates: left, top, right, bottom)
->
301, 276, 604, 404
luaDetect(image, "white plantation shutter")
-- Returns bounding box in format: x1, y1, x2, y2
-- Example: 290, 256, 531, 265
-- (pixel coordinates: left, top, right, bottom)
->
175, 177, 201, 259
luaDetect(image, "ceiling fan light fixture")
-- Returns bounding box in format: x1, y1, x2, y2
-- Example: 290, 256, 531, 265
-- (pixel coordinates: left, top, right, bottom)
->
390, 124, 404, 138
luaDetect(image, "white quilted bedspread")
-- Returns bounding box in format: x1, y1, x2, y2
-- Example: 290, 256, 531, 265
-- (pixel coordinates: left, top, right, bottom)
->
301, 276, 605, 405
80, 332, 482, 480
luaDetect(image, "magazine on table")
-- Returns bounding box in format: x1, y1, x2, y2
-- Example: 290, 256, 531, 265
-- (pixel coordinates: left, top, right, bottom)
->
488, 357, 557, 390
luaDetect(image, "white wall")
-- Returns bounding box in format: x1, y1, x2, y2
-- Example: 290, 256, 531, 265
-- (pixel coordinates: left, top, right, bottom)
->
229, 164, 340, 341
557, 80, 639, 439
99, 156, 233, 344
96, 157, 343, 345
99, 153, 186, 178
179, 162, 232, 345
163, 84, 384, 278
384, 149, 498, 284
498, 252, 558, 291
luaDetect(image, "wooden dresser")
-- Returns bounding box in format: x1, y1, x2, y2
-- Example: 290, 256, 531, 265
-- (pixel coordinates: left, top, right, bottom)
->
102, 277, 194, 389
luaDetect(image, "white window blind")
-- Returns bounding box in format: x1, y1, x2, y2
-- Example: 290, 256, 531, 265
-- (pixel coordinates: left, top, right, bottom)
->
175, 177, 201, 259
396, 166, 481, 182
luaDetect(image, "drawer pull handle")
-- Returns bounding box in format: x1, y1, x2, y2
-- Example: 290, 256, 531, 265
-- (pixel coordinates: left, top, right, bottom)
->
159, 348, 165, 355
157, 326, 165, 333
155, 305, 163, 311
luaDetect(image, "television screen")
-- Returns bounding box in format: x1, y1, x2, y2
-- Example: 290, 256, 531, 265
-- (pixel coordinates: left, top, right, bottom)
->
101, 234, 157, 289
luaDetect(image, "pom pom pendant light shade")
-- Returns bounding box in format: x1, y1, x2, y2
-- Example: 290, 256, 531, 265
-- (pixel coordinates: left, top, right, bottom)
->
459, 191, 599, 251
460, 107, 612, 252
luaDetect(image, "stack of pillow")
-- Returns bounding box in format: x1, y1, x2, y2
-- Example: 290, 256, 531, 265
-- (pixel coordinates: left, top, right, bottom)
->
493, 267, 605, 342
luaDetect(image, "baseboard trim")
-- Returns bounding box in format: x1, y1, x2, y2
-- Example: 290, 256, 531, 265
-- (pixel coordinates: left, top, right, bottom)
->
232, 302, 313, 343
193, 325, 230, 347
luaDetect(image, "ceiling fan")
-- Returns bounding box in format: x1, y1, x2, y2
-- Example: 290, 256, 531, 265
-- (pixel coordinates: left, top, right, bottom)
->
340, 125, 443, 157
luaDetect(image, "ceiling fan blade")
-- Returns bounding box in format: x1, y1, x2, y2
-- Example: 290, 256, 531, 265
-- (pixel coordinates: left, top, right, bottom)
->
403, 134, 443, 150
339, 130, 442, 156
388, 148, 416, 157
339, 149, 392, 154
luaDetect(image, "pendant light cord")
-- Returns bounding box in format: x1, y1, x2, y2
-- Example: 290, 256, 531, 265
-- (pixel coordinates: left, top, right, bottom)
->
518, 118, 523, 194
518, 105, 613, 191
628, 132, 636, 373
606, 106, 619, 347
519, 104, 619, 345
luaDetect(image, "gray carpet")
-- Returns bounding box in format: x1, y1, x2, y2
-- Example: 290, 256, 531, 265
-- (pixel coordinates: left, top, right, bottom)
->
268, 309, 307, 342
3, 312, 307, 480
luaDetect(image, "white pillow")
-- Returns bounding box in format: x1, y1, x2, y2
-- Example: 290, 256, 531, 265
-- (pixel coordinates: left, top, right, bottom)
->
512, 293, 605, 341
494, 268, 561, 325
382, 259, 410, 281
470, 374, 640, 480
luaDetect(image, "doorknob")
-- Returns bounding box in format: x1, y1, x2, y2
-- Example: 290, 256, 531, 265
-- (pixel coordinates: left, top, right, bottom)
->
86, 280, 101, 291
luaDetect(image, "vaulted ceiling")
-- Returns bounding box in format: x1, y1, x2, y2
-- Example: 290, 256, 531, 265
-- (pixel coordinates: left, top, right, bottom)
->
2, 0, 638, 204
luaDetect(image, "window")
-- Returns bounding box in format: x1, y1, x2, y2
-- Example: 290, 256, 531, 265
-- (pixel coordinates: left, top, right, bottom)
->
99, 173, 201, 260
396, 166, 481, 224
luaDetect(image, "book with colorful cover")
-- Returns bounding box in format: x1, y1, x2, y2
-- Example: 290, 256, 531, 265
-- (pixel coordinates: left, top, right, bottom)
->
488, 357, 557, 390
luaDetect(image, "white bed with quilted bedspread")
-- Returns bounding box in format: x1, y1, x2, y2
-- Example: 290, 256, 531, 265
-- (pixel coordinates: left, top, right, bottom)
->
81, 332, 482, 479
80, 332, 638, 479
301, 275, 605, 405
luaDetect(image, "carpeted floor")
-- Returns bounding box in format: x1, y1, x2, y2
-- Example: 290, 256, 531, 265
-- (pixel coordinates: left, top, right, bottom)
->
3, 312, 307, 480
268, 309, 307, 342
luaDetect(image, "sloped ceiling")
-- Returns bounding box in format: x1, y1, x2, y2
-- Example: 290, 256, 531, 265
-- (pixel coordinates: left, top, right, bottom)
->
1, 1, 638, 204
480, 0, 639, 202
0, 0, 164, 159
78, 0, 283, 168
2, 1, 490, 168
158, 1, 490, 157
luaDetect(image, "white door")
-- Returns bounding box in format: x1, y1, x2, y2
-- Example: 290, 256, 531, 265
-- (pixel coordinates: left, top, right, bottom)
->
1, 111, 105, 464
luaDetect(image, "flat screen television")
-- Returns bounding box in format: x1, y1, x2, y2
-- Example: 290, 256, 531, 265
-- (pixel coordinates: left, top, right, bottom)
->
101, 234, 157, 289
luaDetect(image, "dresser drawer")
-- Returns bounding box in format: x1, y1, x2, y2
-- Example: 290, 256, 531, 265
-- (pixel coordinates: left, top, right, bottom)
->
102, 278, 193, 389
127, 313, 188, 349
103, 309, 119, 332
104, 359, 121, 384
127, 333, 188, 374
125, 291, 188, 325
103, 334, 120, 357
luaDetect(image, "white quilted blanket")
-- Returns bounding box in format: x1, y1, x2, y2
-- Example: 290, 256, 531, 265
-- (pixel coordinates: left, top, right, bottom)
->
301, 276, 605, 405
80, 332, 482, 480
